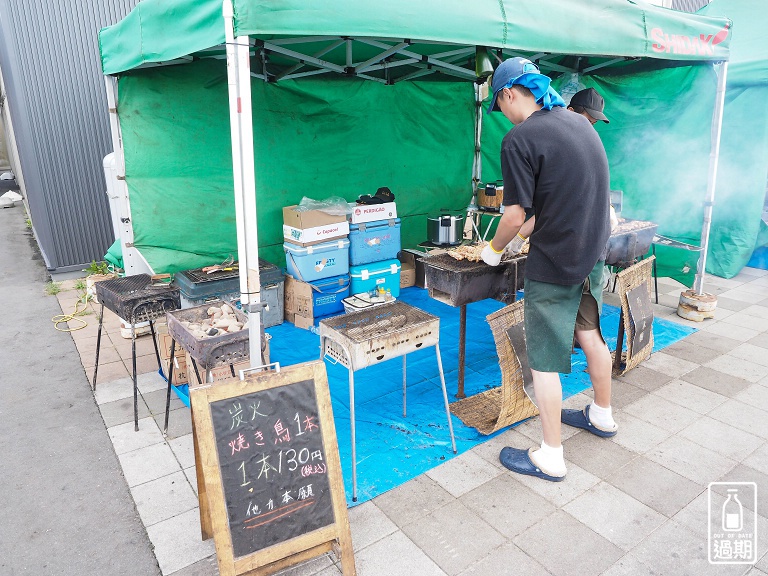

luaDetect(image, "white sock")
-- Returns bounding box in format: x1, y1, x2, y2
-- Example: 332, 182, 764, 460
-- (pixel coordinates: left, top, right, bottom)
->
589, 402, 617, 430
530, 441, 567, 477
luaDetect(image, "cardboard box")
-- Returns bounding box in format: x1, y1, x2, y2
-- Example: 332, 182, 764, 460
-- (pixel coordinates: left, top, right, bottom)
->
400, 262, 415, 288
283, 206, 348, 246
185, 352, 251, 386
159, 332, 185, 360
162, 354, 189, 385
283, 275, 315, 330
400, 249, 428, 289
349, 202, 397, 224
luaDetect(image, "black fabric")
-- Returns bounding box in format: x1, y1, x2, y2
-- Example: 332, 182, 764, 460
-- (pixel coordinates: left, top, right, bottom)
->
501, 107, 610, 285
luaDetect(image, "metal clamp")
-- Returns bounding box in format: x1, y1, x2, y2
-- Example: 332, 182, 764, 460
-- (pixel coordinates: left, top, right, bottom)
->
239, 362, 281, 379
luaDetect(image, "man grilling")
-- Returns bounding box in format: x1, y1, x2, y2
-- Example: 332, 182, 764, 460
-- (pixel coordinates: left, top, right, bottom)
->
480, 58, 615, 482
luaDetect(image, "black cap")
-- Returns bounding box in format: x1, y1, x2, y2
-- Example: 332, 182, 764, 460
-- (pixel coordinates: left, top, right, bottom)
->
569, 88, 609, 123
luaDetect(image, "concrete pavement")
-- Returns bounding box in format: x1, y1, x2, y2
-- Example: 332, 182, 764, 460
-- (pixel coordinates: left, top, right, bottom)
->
0, 204, 160, 576
3, 199, 767, 576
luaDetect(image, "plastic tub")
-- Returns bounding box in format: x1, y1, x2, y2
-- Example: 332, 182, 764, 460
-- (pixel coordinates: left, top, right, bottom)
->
349, 218, 401, 266
284, 238, 350, 282
349, 259, 401, 298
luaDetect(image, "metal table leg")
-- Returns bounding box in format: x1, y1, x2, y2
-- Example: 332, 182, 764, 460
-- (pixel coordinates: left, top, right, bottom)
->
347, 362, 358, 502
435, 344, 457, 454
131, 323, 139, 431
402, 355, 407, 417
163, 339, 176, 435
149, 319, 162, 371
457, 304, 467, 399
92, 302, 105, 391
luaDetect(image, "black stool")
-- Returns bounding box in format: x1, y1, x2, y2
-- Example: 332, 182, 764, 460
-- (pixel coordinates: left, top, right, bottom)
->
93, 275, 180, 431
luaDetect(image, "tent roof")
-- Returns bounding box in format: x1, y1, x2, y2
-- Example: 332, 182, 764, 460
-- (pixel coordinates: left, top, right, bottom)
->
100, 0, 732, 78
699, 0, 768, 87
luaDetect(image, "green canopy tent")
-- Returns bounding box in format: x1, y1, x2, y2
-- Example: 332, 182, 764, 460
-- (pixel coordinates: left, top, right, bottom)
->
98, 0, 732, 364
698, 0, 768, 275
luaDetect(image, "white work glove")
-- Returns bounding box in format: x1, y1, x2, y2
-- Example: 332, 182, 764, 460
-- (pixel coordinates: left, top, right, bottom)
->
480, 241, 504, 266
504, 233, 527, 257
609, 205, 619, 232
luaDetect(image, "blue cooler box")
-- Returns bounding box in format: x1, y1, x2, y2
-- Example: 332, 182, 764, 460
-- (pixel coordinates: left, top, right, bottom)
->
349, 218, 401, 266
349, 259, 402, 298
284, 238, 350, 282
310, 274, 350, 317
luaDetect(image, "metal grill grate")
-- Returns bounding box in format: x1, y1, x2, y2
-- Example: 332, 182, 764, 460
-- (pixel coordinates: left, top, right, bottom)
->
423, 253, 488, 273
320, 302, 440, 370
181, 267, 240, 285
96, 274, 180, 323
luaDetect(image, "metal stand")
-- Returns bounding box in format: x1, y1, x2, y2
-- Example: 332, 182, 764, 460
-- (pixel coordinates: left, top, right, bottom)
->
320, 335, 457, 502
92, 310, 164, 431
457, 304, 467, 399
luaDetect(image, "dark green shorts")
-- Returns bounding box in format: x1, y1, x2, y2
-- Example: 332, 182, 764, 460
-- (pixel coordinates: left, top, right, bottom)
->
524, 261, 605, 374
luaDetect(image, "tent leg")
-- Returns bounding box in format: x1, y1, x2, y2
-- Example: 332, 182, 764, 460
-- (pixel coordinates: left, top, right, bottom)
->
223, 0, 263, 367
693, 61, 728, 295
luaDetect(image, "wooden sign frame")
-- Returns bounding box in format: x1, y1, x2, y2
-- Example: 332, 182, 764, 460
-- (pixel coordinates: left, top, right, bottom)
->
190, 360, 355, 576
612, 257, 655, 376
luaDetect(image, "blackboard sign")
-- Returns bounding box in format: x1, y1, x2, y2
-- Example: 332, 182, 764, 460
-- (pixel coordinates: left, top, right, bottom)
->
210, 379, 334, 557
190, 361, 355, 576
626, 284, 654, 355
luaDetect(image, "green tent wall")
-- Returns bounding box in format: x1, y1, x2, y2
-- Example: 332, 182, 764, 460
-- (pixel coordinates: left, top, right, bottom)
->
101, 0, 734, 280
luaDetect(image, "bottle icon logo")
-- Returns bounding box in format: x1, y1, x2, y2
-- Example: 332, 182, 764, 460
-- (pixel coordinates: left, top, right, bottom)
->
722, 489, 743, 532
709, 482, 757, 565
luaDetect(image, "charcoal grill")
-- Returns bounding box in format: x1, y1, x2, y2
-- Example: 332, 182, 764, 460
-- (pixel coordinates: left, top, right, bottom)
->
605, 219, 658, 267
92, 274, 180, 431
423, 252, 524, 399
161, 301, 269, 434
424, 253, 521, 307
319, 301, 457, 501
166, 303, 250, 369
95, 274, 180, 323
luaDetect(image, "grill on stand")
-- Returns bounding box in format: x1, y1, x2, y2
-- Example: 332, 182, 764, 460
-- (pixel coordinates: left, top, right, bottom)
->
92, 274, 181, 432
162, 302, 268, 434
95, 274, 180, 324
319, 301, 457, 501
423, 252, 524, 399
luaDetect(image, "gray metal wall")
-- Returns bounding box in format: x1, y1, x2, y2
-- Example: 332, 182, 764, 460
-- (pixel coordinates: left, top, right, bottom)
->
0, 0, 139, 273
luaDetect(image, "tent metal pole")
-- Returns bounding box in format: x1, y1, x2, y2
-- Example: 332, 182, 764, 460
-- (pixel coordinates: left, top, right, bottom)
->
694, 61, 728, 295
224, 0, 263, 368
473, 83, 483, 194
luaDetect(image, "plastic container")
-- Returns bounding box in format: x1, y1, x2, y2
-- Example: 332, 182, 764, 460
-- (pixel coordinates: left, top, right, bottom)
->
284, 238, 350, 282
309, 274, 351, 317
342, 293, 393, 314
349, 259, 401, 298
349, 218, 401, 266
175, 259, 285, 328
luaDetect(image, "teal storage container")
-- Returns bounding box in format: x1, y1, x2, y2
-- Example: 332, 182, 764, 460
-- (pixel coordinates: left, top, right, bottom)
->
284, 238, 350, 282
349, 259, 401, 298
349, 218, 401, 266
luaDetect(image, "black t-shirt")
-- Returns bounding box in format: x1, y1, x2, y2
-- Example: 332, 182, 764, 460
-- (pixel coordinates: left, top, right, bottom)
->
501, 106, 610, 285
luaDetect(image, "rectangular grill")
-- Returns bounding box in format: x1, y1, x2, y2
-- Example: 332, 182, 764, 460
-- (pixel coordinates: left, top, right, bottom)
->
319, 301, 439, 369
165, 302, 252, 369
606, 219, 659, 267
95, 274, 180, 323
181, 267, 239, 285
423, 252, 522, 307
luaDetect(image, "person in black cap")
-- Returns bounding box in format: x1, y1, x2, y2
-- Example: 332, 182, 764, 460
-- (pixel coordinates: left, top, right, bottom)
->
505, 87, 613, 256
480, 57, 615, 483
568, 87, 610, 125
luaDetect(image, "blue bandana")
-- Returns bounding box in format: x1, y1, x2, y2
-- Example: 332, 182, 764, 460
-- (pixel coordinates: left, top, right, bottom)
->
504, 72, 565, 111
